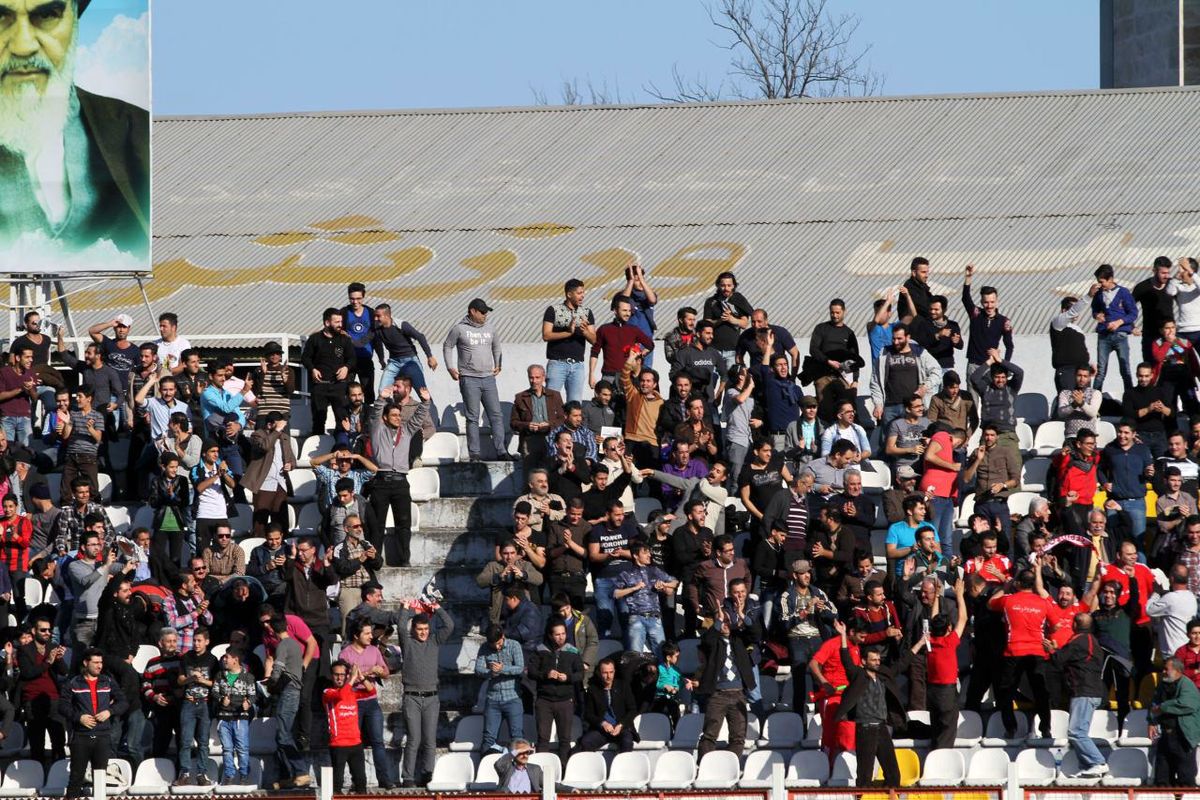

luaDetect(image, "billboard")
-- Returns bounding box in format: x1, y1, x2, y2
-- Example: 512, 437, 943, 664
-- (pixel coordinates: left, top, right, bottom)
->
0, 0, 149, 273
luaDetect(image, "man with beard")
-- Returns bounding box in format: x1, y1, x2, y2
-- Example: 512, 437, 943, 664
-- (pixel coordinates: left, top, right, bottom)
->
0, 0, 148, 255
301, 308, 356, 436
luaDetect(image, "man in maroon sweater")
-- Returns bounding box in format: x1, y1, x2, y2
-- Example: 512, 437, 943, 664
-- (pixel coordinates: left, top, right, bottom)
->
589, 296, 653, 390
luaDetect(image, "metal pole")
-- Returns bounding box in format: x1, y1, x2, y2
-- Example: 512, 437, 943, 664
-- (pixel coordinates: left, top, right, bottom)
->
771, 758, 785, 800
135, 275, 155, 334
53, 280, 78, 339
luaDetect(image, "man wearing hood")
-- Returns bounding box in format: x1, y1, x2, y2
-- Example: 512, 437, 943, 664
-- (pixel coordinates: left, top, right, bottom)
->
529, 618, 583, 766
443, 298, 510, 461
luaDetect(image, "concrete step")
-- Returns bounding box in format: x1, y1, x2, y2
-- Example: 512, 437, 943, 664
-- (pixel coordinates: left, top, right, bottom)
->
403, 527, 500, 568
416, 495, 514, 529
434, 461, 523, 498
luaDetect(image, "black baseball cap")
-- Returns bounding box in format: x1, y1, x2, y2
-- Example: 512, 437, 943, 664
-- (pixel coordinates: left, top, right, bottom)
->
468, 298, 493, 313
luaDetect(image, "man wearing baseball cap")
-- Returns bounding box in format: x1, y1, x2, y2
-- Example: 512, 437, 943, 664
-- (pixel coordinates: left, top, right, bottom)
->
443, 299, 512, 461
88, 314, 138, 428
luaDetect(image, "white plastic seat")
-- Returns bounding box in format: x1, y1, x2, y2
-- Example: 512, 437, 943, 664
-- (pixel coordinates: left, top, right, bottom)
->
668, 712, 704, 749
801, 714, 823, 748
527, 752, 561, 787
1027, 709, 1070, 746
425, 752, 473, 792
758, 710, 804, 749
40, 760, 68, 798
1015, 748, 1057, 786
963, 748, 1010, 786
172, 758, 221, 796
449, 714, 483, 751
1118, 708, 1151, 745
0, 759, 43, 797
829, 751, 857, 787
784, 750, 829, 787
740, 750, 784, 788
953, 709, 984, 746
1055, 750, 1101, 786
1102, 748, 1149, 786
407, 466, 440, 501
633, 713, 671, 750
918, 749, 966, 786
1096, 420, 1117, 447
238, 536, 265, 557
132, 644, 159, 674
561, 752, 607, 790
21, 577, 42, 608
648, 750, 696, 790
287, 468, 317, 503
421, 431, 461, 464
211, 758, 262, 795
633, 496, 662, 524
956, 492, 977, 526
693, 750, 741, 789
1020, 458, 1051, 491
106, 502, 129, 531
126, 758, 175, 796
471, 752, 502, 791
982, 710, 1029, 745
893, 709, 932, 747
605, 752, 651, 790
297, 434, 334, 467
1087, 709, 1119, 744
1007, 491, 1041, 518
1033, 420, 1066, 455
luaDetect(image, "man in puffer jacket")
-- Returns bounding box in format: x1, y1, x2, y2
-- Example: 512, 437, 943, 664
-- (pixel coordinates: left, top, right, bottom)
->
60, 648, 129, 798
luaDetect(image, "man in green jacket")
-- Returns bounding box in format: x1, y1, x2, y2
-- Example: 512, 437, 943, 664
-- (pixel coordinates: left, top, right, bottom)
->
1150, 657, 1200, 786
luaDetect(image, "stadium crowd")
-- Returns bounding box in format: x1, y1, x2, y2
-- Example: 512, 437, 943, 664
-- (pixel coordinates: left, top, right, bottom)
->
5, 256, 1200, 794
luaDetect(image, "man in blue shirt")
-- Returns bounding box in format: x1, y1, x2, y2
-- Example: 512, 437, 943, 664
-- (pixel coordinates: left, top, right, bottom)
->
474, 625, 526, 754
614, 541, 678, 658
1091, 264, 1139, 394
755, 330, 804, 455
885, 495, 937, 577
342, 282, 377, 404
1100, 420, 1154, 550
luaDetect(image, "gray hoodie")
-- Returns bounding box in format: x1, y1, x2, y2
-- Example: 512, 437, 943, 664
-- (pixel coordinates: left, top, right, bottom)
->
443, 315, 502, 378
67, 558, 122, 619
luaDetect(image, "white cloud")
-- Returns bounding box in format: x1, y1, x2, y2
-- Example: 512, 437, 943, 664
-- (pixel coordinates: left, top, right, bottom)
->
0, 230, 146, 272
74, 12, 149, 110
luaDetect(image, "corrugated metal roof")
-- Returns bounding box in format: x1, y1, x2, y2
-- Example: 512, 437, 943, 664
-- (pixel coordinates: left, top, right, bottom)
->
63, 86, 1200, 343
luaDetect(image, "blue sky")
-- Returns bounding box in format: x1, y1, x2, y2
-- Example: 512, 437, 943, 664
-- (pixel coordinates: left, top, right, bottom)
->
151, 1, 1099, 115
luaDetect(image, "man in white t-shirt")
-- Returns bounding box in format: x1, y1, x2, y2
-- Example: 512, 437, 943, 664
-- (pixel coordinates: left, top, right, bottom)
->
153, 312, 192, 376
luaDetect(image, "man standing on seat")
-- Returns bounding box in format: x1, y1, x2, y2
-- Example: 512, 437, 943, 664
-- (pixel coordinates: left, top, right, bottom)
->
342, 283, 377, 405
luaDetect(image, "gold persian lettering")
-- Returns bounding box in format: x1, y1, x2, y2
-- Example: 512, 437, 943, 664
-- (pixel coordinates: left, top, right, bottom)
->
491, 247, 632, 301
376, 250, 518, 302
651, 242, 749, 299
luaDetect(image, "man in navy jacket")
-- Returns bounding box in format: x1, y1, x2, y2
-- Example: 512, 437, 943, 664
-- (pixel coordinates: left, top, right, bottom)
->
60, 649, 129, 797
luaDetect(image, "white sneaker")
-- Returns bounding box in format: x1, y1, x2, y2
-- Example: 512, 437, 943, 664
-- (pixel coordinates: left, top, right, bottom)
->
1078, 764, 1108, 778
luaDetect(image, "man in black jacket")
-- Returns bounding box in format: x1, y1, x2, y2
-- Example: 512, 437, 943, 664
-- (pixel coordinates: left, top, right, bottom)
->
695, 606, 757, 758
529, 619, 584, 766
1046, 614, 1109, 778
60, 649, 129, 798
575, 657, 636, 753
833, 618, 908, 787
300, 309, 356, 436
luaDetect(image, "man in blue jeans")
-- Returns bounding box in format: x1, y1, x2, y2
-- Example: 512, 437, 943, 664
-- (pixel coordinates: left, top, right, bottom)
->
1047, 613, 1109, 778
587, 500, 639, 638
266, 618, 310, 789
175, 628, 218, 786
613, 541, 678, 657
0, 344, 36, 446
542, 278, 596, 403
443, 298, 515, 461
1091, 263, 1138, 394
475, 625, 526, 753
1099, 420, 1153, 549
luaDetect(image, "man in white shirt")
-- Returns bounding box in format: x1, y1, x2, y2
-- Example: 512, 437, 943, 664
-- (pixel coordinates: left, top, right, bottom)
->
153, 313, 191, 376
1147, 565, 1199, 657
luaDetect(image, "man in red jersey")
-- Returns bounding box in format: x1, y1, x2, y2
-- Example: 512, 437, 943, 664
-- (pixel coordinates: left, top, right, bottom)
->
323, 660, 370, 794
988, 569, 1054, 738
1037, 565, 1101, 709
809, 616, 868, 760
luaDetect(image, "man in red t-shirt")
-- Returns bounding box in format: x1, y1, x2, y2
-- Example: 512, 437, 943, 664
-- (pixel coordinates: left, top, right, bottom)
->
987, 569, 1054, 738
914, 576, 968, 749
963, 531, 1012, 583
1037, 567, 1101, 709
919, 427, 967, 557
809, 618, 867, 758
324, 661, 369, 794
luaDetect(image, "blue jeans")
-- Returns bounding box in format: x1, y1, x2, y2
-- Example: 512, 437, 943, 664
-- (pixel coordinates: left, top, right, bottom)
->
881, 403, 904, 432
546, 359, 586, 404
217, 719, 250, 781
379, 356, 427, 391
1095, 331, 1132, 393
357, 697, 393, 786
274, 685, 308, 779
1067, 696, 1104, 769
1113, 501, 1148, 555
178, 700, 210, 775
625, 613, 666, 658
460, 375, 506, 458
1, 416, 31, 447
929, 496, 957, 557
593, 576, 619, 638
481, 695, 523, 753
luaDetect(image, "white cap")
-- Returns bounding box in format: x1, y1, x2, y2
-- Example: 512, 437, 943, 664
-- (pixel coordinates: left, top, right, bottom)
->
114, 313, 134, 327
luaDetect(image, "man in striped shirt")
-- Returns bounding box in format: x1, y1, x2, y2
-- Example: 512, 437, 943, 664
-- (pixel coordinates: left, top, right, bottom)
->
141, 627, 183, 758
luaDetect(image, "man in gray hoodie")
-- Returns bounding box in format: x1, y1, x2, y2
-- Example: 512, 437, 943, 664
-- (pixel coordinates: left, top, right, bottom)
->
443, 298, 511, 461
68, 525, 135, 649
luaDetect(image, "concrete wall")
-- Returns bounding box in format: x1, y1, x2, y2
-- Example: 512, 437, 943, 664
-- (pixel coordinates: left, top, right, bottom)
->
1101, 0, 1199, 88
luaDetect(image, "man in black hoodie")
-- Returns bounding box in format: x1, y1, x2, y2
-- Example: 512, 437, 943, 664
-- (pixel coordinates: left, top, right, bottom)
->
529, 619, 584, 766
1046, 613, 1109, 779
61, 649, 129, 798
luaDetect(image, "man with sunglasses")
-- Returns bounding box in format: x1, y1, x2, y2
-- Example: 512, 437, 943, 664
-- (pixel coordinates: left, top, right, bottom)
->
17, 618, 68, 766
202, 524, 245, 584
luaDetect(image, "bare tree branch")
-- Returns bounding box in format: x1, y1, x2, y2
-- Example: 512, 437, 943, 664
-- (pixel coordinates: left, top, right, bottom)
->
531, 76, 627, 106
645, 64, 726, 103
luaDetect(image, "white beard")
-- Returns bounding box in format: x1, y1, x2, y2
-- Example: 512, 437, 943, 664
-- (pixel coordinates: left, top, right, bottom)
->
0, 40, 76, 158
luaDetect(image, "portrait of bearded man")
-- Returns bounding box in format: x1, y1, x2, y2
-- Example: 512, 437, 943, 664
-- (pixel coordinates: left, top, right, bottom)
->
0, 0, 148, 258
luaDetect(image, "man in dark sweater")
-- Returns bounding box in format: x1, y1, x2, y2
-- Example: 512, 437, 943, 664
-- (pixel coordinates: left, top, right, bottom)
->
1047, 614, 1108, 778
397, 605, 455, 787
808, 299, 862, 402
900, 256, 933, 320
961, 264, 1015, 374
1133, 257, 1176, 363
300, 308, 356, 436
1123, 362, 1175, 457
283, 537, 337, 747
529, 618, 584, 766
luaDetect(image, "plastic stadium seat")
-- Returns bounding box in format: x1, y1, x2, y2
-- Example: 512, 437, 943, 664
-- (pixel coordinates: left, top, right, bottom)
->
132, 503, 155, 531
677, 639, 701, 674
401, 467, 439, 504
1016, 421, 1035, 453
287, 468, 317, 503
669, 713, 704, 750
634, 497, 662, 524
562, 752, 607, 790
46, 473, 61, 504
212, 758, 262, 795
597, 639, 624, 662
786, 750, 830, 787
21, 577, 42, 608
126, 758, 176, 797
210, 643, 229, 661
227, 503, 253, 534
963, 748, 1010, 786
238, 536, 265, 556
953, 710, 984, 746
1007, 491, 1041, 517
1033, 420, 1066, 455
426, 752, 473, 792
527, 753, 561, 787
1055, 751, 1101, 786
633, 713, 671, 750
956, 493, 977, 526
917, 749, 965, 786
1096, 420, 1117, 447
0, 760, 43, 797
172, 758, 221, 795
1016, 393, 1050, 426
248, 718, 278, 755
829, 752, 857, 787
605, 752, 651, 790
1118, 708, 1151, 746
1027, 709, 1069, 746
982, 711, 1028, 745
471, 753, 502, 791
740, 750, 784, 788
801, 714, 823, 748
1021, 458, 1051, 491
421, 431, 460, 464
40, 760, 67, 798
0, 723, 23, 759
893, 710, 931, 747
293, 503, 321, 535
297, 434, 334, 467
859, 465, 889, 491
886, 748, 921, 787
96, 472, 114, 503
694, 750, 741, 789
107, 503, 129, 532
1087, 709, 1119, 744
759, 710, 804, 749
132, 644, 159, 673
648, 751, 696, 790
1102, 748, 1149, 786
1015, 749, 1056, 786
